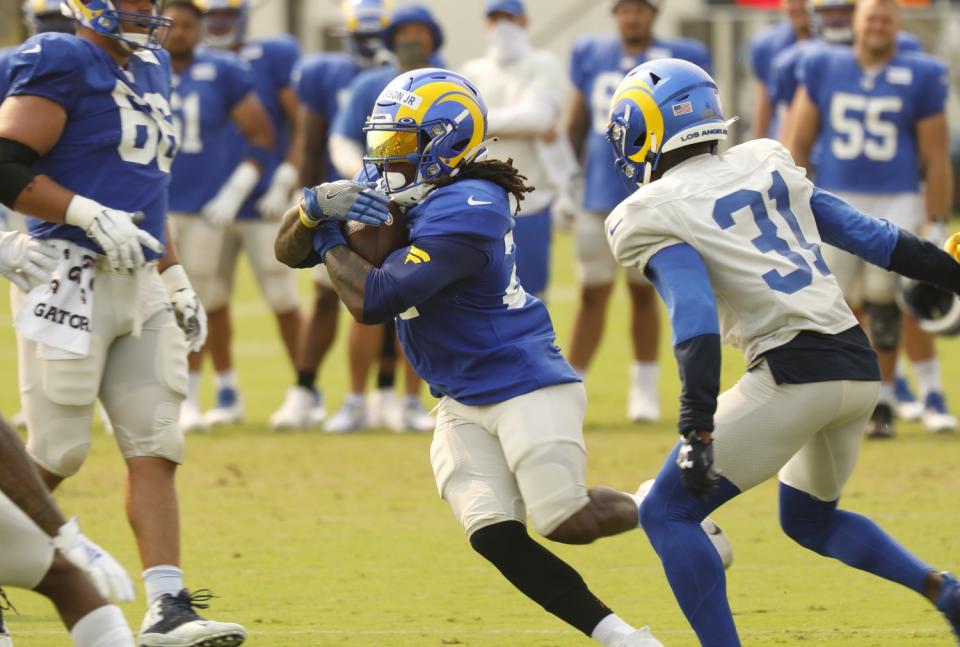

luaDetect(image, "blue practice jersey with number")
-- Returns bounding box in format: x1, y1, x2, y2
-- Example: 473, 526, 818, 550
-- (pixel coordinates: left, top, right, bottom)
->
169, 48, 254, 213
7, 33, 178, 259
389, 179, 580, 404
571, 35, 712, 213
292, 52, 362, 182
222, 36, 299, 219
800, 44, 946, 194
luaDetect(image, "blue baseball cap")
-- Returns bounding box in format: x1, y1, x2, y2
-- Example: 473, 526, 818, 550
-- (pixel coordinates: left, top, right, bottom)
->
384, 4, 444, 52
485, 0, 525, 17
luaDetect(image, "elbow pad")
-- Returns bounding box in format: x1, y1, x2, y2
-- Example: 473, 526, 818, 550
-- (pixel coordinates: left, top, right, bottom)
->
0, 138, 39, 209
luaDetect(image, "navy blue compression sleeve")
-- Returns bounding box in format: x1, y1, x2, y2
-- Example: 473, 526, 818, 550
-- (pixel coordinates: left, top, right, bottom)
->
646, 244, 721, 434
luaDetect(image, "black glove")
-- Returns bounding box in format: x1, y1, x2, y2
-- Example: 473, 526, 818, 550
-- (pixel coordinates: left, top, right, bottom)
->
676, 430, 719, 501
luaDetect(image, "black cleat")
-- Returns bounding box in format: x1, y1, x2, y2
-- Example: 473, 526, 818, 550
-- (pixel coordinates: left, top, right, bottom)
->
139, 589, 246, 647
866, 402, 896, 439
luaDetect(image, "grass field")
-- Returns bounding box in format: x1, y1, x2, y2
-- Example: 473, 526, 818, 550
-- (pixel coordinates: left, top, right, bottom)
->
1, 229, 959, 646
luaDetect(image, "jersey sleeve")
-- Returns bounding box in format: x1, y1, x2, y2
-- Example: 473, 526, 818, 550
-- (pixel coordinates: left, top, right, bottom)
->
331, 73, 375, 143
750, 32, 771, 82
220, 56, 256, 111
810, 187, 900, 267
569, 37, 594, 95
606, 200, 684, 275
292, 56, 325, 113
410, 181, 512, 241
269, 36, 301, 91
6, 35, 84, 110
797, 46, 826, 105
914, 57, 948, 120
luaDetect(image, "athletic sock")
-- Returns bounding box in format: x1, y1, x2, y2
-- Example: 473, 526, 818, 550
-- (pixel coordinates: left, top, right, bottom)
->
70, 605, 135, 647
591, 613, 636, 646
912, 359, 943, 399
878, 381, 895, 405
630, 361, 658, 389
215, 369, 237, 393
142, 565, 184, 603
187, 371, 202, 403
296, 370, 317, 391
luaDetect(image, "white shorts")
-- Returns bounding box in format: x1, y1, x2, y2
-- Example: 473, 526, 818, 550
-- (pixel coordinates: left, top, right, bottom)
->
713, 362, 879, 502
821, 192, 923, 307
430, 382, 589, 538
574, 210, 647, 287
0, 491, 54, 590
13, 263, 188, 477
170, 215, 299, 313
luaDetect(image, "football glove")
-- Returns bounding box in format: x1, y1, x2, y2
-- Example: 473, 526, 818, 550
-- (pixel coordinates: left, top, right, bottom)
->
161, 264, 208, 353
946, 232, 960, 263
676, 431, 720, 501
299, 181, 391, 228
202, 161, 260, 227
0, 230, 59, 291
53, 518, 136, 603
65, 195, 165, 273
257, 161, 299, 220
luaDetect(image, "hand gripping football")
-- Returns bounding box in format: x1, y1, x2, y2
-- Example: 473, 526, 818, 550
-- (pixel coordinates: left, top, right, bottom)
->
343, 202, 409, 266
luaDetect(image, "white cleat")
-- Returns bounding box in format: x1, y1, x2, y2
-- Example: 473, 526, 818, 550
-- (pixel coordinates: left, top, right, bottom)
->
0, 632, 10, 647
179, 400, 209, 434
368, 389, 399, 430
896, 400, 924, 422
627, 386, 660, 423
613, 627, 666, 647
637, 480, 734, 569
324, 396, 368, 434
270, 387, 321, 431
204, 388, 244, 427
8, 411, 25, 431
139, 589, 245, 647
922, 392, 957, 434
399, 398, 435, 433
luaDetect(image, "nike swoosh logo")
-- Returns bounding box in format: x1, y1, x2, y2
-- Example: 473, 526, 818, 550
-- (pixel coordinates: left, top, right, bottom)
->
467, 196, 493, 206
325, 187, 350, 199
22, 44, 41, 55
609, 219, 623, 237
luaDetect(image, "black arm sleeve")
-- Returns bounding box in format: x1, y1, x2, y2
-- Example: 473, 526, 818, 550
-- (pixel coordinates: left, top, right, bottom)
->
675, 334, 722, 434
0, 137, 38, 209
887, 229, 960, 295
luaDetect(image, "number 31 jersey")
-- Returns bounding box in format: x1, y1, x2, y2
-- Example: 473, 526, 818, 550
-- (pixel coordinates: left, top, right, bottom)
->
607, 139, 856, 364
800, 45, 947, 194
7, 32, 179, 259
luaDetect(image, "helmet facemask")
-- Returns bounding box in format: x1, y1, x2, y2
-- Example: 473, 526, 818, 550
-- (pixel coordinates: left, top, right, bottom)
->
201, 8, 246, 48
64, 0, 172, 51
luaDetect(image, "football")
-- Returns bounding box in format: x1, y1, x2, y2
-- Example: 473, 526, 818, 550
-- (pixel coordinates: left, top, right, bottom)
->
342, 202, 409, 266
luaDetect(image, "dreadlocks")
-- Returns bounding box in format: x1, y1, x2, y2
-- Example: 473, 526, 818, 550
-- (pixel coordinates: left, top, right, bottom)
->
427, 158, 534, 214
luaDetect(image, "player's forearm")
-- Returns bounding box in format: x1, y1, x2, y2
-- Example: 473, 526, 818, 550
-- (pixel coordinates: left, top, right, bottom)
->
0, 416, 66, 537
924, 156, 953, 223
157, 221, 179, 272
325, 245, 372, 321
10, 175, 73, 223
274, 205, 315, 267
752, 82, 772, 140
301, 111, 329, 187
566, 94, 590, 160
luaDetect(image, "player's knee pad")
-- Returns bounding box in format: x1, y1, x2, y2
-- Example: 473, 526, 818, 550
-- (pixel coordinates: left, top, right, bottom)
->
27, 421, 91, 478
778, 482, 838, 554
260, 269, 300, 314
865, 301, 901, 351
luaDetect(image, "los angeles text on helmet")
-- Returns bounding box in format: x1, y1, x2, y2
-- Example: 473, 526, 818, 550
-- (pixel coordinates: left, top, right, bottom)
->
680, 126, 728, 143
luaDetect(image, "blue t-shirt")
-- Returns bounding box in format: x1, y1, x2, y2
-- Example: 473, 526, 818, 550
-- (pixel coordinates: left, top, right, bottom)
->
8, 33, 178, 259
800, 45, 946, 194
292, 52, 362, 182
369, 179, 580, 405
570, 35, 713, 213
169, 48, 254, 213
221, 35, 300, 219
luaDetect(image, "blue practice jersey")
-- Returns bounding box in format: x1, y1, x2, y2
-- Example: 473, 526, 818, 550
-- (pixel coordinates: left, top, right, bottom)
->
292, 52, 362, 182
331, 64, 401, 146
800, 45, 946, 194
377, 179, 580, 404
571, 35, 712, 213
169, 48, 254, 213
0, 46, 15, 99
750, 20, 797, 88
7, 33, 178, 259
222, 35, 299, 219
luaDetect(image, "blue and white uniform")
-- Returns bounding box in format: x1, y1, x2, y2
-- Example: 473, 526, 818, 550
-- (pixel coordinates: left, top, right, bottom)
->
798, 44, 946, 306
6, 32, 188, 479
0, 46, 25, 233
749, 20, 799, 138
570, 35, 712, 286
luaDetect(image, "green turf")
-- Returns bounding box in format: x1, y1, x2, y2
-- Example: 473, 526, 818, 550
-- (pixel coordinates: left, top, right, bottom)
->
0, 229, 958, 646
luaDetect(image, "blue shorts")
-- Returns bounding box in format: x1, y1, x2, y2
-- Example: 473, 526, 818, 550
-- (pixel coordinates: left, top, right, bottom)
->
513, 206, 552, 297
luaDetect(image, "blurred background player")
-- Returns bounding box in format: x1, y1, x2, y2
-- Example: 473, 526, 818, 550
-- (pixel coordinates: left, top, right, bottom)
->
162, 0, 276, 433
324, 3, 443, 433
565, 0, 711, 423
0, 0, 245, 643
786, 0, 955, 437
748, 0, 810, 140
461, 0, 568, 301
270, 0, 392, 431
192, 0, 303, 427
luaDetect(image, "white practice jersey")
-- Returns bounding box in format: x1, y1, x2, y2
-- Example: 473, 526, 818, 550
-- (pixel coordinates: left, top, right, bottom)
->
607, 138, 857, 363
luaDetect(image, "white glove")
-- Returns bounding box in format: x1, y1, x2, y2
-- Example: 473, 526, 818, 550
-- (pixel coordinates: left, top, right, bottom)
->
202, 161, 260, 227
65, 195, 165, 273
256, 161, 299, 220
161, 264, 207, 353
53, 518, 136, 603
0, 230, 59, 291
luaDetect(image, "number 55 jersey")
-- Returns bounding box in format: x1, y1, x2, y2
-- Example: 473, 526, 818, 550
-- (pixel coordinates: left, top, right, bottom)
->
606, 139, 857, 365
6, 32, 179, 259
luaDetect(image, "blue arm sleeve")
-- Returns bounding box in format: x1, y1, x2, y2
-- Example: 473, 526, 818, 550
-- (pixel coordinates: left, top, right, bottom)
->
362, 236, 488, 324
810, 187, 900, 267
647, 244, 721, 433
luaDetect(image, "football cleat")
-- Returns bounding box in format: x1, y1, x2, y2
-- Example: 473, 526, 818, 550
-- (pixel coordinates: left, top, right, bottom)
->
627, 385, 660, 423
936, 572, 960, 644
179, 400, 209, 434
637, 480, 734, 569
205, 388, 244, 427
399, 397, 435, 433
139, 589, 245, 647
324, 395, 368, 434
612, 627, 665, 647
270, 387, 323, 431
866, 403, 895, 439
367, 389, 399, 430
894, 376, 923, 421
922, 392, 957, 434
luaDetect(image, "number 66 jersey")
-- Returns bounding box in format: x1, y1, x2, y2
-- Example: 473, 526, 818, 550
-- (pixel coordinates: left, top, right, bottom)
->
606, 139, 857, 365
6, 32, 179, 259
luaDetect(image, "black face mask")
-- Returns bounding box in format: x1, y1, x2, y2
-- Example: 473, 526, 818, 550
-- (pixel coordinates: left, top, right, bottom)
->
395, 42, 429, 70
